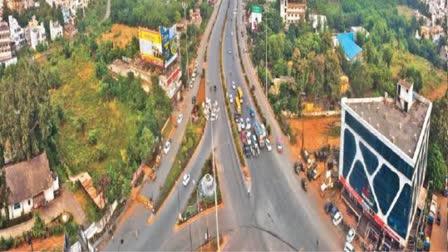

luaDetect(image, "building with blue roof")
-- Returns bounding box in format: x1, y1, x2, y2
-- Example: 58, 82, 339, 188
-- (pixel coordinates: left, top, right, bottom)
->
337, 32, 363, 62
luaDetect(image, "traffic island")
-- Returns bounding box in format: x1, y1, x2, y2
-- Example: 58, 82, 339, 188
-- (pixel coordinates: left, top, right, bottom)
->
177, 156, 222, 225
197, 234, 225, 251
153, 114, 206, 213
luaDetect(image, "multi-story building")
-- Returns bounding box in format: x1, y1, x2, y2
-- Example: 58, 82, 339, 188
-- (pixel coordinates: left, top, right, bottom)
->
0, 20, 17, 66
8, 15, 26, 50
339, 80, 432, 248
49, 20, 63, 41
280, 0, 306, 25
25, 16, 47, 50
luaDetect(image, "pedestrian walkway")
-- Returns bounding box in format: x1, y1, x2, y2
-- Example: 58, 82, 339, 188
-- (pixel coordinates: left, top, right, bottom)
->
430, 194, 447, 252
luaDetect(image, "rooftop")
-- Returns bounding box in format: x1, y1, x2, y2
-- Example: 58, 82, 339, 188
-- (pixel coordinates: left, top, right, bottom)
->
4, 152, 54, 204
345, 95, 431, 158
337, 33, 362, 61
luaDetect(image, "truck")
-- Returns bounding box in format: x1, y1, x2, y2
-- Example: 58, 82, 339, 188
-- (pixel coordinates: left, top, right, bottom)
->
235, 96, 242, 115
253, 121, 267, 148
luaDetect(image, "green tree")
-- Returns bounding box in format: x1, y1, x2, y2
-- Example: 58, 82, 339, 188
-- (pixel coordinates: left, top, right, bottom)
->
139, 127, 156, 164
427, 144, 447, 192
430, 93, 448, 158
32, 212, 46, 238
382, 46, 393, 66
0, 60, 54, 162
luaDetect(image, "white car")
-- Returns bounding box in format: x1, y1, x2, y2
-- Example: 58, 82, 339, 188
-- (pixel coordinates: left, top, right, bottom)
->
344, 242, 355, 252
229, 94, 233, 103
333, 212, 343, 226
232, 81, 236, 90
177, 114, 183, 125
265, 138, 272, 151
240, 120, 245, 130
192, 72, 196, 78
231, 32, 234, 36
246, 118, 251, 130
228, 50, 231, 54
346, 228, 356, 243
183, 174, 191, 186
163, 140, 171, 154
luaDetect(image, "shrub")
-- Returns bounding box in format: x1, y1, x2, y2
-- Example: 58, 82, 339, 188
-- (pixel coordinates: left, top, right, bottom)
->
87, 129, 99, 145
31, 212, 46, 238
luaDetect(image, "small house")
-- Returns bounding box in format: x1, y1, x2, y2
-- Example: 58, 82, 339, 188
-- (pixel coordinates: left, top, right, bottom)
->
2, 152, 59, 220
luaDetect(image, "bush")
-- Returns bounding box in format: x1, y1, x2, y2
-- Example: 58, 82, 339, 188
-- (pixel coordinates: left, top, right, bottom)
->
31, 212, 46, 238
87, 129, 99, 145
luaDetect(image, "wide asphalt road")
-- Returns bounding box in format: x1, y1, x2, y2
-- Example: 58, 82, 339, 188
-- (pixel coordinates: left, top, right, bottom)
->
104, 0, 343, 250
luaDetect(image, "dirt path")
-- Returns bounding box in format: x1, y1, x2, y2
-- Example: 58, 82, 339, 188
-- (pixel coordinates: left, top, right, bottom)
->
9, 235, 64, 251
287, 116, 341, 161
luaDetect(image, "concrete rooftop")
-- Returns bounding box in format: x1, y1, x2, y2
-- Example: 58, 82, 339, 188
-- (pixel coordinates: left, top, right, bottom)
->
346, 96, 430, 157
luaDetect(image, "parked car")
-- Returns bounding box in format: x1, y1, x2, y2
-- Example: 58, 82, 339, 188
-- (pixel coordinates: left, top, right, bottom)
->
244, 144, 251, 158
344, 242, 355, 252
301, 178, 308, 192
324, 202, 334, 214
232, 81, 236, 90
234, 112, 239, 122
183, 174, 191, 186
163, 140, 171, 154
176, 114, 183, 125
240, 120, 245, 131
265, 138, 272, 151
332, 212, 343, 226
346, 228, 356, 243
276, 137, 283, 153
330, 205, 340, 217
229, 94, 234, 103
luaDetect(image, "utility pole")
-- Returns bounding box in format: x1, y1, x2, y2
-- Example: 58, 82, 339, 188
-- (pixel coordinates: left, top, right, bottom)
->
265, 11, 268, 98
183, 2, 189, 87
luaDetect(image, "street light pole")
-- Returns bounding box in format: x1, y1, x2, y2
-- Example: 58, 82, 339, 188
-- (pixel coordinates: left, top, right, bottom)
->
183, 2, 189, 86
211, 110, 220, 251
265, 12, 268, 98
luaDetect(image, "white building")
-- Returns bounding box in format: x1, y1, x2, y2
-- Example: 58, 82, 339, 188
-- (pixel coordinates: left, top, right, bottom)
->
49, 20, 63, 41
0, 20, 17, 67
2, 152, 59, 220
280, 0, 307, 25
25, 16, 47, 50
159, 67, 182, 99
8, 15, 26, 50
309, 14, 327, 32
339, 80, 432, 248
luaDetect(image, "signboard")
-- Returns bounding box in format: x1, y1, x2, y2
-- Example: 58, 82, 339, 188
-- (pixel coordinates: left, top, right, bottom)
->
251, 5, 262, 14
160, 25, 178, 68
139, 28, 163, 67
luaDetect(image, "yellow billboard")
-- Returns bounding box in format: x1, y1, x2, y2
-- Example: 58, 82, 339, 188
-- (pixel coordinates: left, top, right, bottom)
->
139, 27, 163, 67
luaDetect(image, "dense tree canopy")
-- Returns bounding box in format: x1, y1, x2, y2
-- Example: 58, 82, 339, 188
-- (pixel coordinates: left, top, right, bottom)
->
427, 143, 447, 192
0, 60, 59, 162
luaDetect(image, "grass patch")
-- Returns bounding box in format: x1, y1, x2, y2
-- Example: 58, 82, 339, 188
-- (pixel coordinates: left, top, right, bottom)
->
99, 24, 139, 48
153, 114, 206, 212
390, 49, 447, 98
180, 156, 222, 222
396, 5, 415, 20
73, 181, 102, 223
47, 46, 138, 178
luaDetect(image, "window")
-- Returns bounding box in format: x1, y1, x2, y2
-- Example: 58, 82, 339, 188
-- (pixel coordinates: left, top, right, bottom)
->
343, 129, 356, 179
28, 200, 31, 205
345, 112, 413, 179
13, 202, 20, 210
373, 164, 400, 214
388, 184, 412, 238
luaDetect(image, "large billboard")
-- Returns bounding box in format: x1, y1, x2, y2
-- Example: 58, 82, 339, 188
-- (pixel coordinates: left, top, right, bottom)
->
160, 25, 178, 68
139, 28, 163, 67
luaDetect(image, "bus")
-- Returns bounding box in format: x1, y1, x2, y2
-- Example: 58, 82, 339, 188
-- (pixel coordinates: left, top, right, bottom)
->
237, 87, 243, 104
235, 96, 242, 115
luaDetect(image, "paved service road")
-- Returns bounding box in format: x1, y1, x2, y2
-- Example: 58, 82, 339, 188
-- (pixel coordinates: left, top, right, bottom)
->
104, 0, 343, 250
